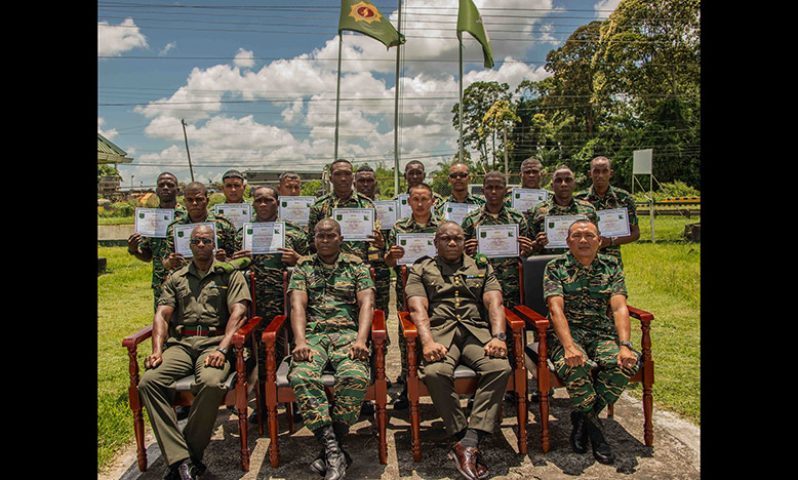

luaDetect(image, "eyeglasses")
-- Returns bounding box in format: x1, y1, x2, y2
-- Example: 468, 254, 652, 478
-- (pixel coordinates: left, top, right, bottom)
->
190, 238, 214, 245
449, 172, 468, 179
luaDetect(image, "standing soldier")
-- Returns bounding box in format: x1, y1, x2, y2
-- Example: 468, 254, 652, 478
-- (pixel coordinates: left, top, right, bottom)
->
384, 183, 441, 409
307, 159, 384, 262
526, 165, 598, 256
288, 219, 375, 480
435, 162, 485, 219
461, 171, 535, 309
221, 169, 247, 204
162, 182, 242, 271
543, 219, 640, 465
127, 171, 186, 310
231, 185, 308, 422
278, 171, 302, 197
575, 156, 639, 266
504, 156, 550, 207
395, 160, 446, 216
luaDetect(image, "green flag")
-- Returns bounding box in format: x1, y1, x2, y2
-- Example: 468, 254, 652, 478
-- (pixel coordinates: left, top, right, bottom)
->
339, 0, 405, 49
457, 0, 494, 68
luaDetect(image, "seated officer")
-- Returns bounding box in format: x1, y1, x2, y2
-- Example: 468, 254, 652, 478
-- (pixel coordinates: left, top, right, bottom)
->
138, 224, 251, 480
405, 221, 511, 480
543, 219, 640, 464
287, 218, 375, 480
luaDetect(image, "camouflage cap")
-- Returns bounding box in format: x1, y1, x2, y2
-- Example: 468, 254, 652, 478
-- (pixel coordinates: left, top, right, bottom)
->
222, 169, 244, 180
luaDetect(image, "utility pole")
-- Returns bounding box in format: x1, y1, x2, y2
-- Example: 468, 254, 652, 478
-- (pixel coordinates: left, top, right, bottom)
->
181, 119, 195, 182
131, 174, 134, 191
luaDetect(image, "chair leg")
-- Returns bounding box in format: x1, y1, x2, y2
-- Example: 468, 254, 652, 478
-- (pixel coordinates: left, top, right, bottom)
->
255, 377, 265, 437
237, 386, 250, 471
607, 403, 614, 418
409, 393, 421, 462
643, 381, 654, 447
515, 379, 527, 455
131, 391, 148, 471
539, 374, 550, 453
268, 401, 280, 467
286, 402, 296, 434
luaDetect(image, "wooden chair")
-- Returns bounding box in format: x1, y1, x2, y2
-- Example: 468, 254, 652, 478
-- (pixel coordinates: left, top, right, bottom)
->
122, 313, 264, 472
514, 254, 655, 453
397, 264, 530, 461
261, 267, 388, 467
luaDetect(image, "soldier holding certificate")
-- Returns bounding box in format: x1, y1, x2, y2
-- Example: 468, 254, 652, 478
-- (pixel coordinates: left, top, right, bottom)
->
127, 171, 187, 310
575, 156, 639, 265
384, 183, 441, 409
526, 166, 598, 255
435, 162, 485, 220
461, 171, 534, 309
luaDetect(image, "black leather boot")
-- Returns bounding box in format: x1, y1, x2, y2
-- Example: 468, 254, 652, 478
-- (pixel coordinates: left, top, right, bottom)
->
310, 423, 353, 476
313, 425, 347, 480
569, 410, 589, 454
584, 411, 615, 464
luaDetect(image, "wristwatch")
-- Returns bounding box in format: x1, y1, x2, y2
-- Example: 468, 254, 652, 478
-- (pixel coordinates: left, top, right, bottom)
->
618, 340, 633, 350
216, 346, 229, 355
493, 332, 507, 342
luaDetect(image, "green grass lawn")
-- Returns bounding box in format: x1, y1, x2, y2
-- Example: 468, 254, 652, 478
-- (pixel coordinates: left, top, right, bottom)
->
622, 242, 700, 424
98, 216, 135, 225
636, 214, 700, 241
98, 246, 153, 470
97, 233, 701, 470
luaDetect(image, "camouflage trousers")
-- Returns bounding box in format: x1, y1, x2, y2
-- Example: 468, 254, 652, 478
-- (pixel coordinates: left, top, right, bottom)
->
548, 332, 639, 413
393, 268, 409, 380
288, 328, 370, 432
372, 260, 392, 348
152, 285, 163, 312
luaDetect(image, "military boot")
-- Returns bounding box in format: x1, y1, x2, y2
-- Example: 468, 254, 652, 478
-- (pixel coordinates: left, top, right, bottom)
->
310, 423, 353, 476
569, 410, 589, 454
313, 424, 347, 480
584, 411, 615, 464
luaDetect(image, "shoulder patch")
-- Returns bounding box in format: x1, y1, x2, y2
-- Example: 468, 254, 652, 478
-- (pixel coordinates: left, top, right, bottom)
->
342, 253, 363, 264
473, 253, 489, 268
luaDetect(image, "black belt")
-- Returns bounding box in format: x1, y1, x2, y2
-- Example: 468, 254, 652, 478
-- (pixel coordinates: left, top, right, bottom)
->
177, 325, 221, 337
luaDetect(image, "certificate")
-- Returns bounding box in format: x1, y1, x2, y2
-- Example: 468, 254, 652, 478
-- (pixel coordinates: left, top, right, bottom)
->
173, 222, 217, 258
477, 224, 519, 258
134, 208, 175, 238
396, 233, 437, 265
279, 196, 315, 226
544, 215, 587, 249
511, 188, 548, 213
212, 203, 251, 230
242, 222, 285, 254
374, 200, 399, 229
332, 208, 375, 241
443, 202, 480, 225
597, 208, 631, 238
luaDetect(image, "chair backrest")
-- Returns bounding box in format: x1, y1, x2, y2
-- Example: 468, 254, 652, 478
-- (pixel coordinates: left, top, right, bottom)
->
522, 254, 560, 317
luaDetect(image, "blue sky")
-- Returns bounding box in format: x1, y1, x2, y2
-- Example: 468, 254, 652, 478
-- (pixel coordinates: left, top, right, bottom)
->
98, 0, 620, 188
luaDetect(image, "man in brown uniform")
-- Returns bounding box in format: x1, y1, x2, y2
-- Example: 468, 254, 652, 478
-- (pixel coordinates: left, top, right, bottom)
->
404, 221, 511, 480
137, 224, 251, 480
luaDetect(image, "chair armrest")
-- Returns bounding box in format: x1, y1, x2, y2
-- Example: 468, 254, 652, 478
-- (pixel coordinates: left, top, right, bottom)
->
503, 307, 525, 334
399, 311, 417, 341
262, 314, 290, 347
371, 309, 386, 343
628, 305, 654, 325
513, 305, 549, 335
232, 316, 264, 348
121, 325, 154, 350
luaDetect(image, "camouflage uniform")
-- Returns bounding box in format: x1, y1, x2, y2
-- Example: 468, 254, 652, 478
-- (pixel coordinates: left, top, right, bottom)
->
287, 253, 375, 431
575, 185, 638, 266
404, 254, 511, 436
163, 212, 241, 267
394, 190, 446, 222
307, 191, 378, 263
138, 260, 251, 467
543, 252, 640, 414
386, 214, 441, 380
526, 197, 598, 255
138, 206, 187, 311
246, 219, 309, 377
461, 204, 530, 308
434, 193, 486, 219
368, 242, 392, 340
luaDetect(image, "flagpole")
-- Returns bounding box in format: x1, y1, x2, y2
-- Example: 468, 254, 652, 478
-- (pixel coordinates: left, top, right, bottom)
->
393, 0, 403, 195
458, 37, 464, 164
334, 33, 343, 161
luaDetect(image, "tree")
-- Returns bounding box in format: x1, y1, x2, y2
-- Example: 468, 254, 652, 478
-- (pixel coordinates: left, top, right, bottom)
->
97, 164, 119, 184
451, 81, 511, 166
480, 100, 521, 172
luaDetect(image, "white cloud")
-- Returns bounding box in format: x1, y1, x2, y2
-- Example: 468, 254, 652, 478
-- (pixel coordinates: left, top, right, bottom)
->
98, 117, 118, 140
98, 18, 148, 57
234, 48, 256, 68
594, 0, 621, 19
159, 42, 177, 56
281, 98, 304, 123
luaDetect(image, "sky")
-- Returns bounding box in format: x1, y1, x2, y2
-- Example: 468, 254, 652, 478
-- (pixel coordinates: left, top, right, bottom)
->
98, 0, 622, 189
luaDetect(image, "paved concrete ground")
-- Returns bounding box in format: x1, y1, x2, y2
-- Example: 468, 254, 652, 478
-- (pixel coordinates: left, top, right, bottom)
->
101, 287, 700, 480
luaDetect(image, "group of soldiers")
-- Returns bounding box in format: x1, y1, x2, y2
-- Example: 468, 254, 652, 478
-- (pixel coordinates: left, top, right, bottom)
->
127, 155, 642, 480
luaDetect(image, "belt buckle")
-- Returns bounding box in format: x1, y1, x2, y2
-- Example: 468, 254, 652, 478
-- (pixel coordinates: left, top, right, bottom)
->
196, 325, 208, 336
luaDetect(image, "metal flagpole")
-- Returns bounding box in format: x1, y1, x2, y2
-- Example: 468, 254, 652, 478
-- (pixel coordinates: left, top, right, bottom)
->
393, 0, 403, 195
458, 38, 464, 163
334, 34, 343, 161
